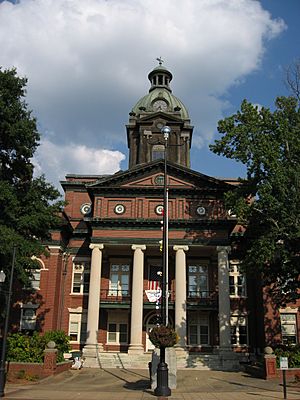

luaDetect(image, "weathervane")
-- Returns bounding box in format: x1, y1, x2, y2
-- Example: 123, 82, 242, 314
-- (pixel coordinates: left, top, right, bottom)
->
156, 57, 164, 66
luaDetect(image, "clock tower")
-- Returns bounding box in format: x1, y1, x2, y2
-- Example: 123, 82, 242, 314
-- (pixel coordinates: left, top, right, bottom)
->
127, 61, 193, 169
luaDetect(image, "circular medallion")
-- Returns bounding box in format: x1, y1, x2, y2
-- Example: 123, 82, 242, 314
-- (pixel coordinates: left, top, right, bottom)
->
80, 203, 91, 215
196, 206, 206, 216
114, 204, 125, 215
155, 205, 164, 215
154, 175, 164, 185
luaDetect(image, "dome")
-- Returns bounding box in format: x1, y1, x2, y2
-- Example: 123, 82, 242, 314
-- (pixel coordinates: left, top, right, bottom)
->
131, 63, 189, 120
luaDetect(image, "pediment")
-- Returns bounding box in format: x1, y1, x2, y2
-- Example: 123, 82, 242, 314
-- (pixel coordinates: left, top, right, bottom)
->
87, 160, 231, 193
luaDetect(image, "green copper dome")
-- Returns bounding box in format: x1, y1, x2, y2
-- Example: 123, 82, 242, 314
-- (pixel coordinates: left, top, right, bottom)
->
131, 63, 189, 120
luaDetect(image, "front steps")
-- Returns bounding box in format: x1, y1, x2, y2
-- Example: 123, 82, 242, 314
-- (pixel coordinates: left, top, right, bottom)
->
83, 351, 242, 370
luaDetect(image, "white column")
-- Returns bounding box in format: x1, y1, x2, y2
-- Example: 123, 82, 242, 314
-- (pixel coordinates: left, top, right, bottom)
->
128, 244, 146, 354
173, 245, 189, 350
84, 243, 104, 355
217, 246, 231, 351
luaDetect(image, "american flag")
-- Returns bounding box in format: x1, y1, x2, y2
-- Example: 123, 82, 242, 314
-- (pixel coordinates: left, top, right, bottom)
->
148, 265, 161, 290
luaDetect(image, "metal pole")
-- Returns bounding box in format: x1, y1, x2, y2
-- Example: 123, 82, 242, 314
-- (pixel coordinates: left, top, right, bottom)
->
155, 127, 171, 397
165, 188, 169, 325
282, 370, 287, 400
0, 245, 16, 398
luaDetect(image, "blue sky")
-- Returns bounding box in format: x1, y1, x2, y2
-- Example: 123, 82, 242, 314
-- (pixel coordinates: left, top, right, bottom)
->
0, 0, 299, 190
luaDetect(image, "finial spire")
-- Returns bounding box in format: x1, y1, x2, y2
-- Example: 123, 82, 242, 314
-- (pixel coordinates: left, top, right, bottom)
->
156, 57, 164, 66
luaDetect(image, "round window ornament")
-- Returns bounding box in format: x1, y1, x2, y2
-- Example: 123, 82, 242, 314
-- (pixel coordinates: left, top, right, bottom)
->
154, 175, 164, 185
196, 206, 206, 216
80, 203, 91, 215
155, 205, 164, 215
114, 204, 125, 215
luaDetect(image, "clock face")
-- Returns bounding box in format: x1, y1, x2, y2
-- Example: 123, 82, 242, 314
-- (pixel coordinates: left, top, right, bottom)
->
153, 99, 168, 112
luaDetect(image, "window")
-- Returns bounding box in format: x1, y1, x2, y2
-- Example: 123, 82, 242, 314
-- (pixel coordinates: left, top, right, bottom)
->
188, 314, 209, 345
229, 262, 246, 297
230, 315, 248, 345
72, 260, 90, 294
152, 145, 165, 161
188, 265, 208, 297
24, 269, 41, 290
20, 303, 38, 331
109, 264, 130, 296
280, 314, 297, 344
107, 323, 128, 344
68, 311, 87, 343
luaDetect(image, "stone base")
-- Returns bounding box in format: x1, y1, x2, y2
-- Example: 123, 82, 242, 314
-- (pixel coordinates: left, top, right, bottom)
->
128, 344, 144, 355
151, 347, 177, 389
82, 343, 103, 368
218, 349, 240, 371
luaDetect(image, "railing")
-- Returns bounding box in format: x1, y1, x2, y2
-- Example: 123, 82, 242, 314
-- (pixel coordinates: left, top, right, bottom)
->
99, 288, 217, 307
100, 289, 131, 302
187, 291, 218, 307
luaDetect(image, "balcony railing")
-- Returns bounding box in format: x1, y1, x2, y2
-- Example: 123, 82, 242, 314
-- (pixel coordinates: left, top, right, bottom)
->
100, 289, 130, 302
99, 288, 217, 307
187, 290, 218, 307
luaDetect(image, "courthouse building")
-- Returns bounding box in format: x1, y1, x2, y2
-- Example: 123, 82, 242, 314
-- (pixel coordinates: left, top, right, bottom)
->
15, 62, 299, 365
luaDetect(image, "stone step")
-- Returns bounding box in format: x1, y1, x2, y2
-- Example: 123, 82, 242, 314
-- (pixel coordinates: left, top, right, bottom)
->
82, 352, 233, 371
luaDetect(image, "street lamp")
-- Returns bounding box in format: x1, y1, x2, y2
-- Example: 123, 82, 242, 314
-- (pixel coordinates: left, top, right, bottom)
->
0, 246, 16, 398
154, 125, 171, 397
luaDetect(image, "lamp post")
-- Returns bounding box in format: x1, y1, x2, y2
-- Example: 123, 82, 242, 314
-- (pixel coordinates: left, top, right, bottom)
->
0, 245, 16, 398
154, 125, 171, 397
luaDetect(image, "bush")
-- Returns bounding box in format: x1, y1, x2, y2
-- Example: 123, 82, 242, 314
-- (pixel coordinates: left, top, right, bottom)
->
7, 330, 71, 363
149, 326, 178, 348
274, 344, 300, 368
43, 330, 71, 362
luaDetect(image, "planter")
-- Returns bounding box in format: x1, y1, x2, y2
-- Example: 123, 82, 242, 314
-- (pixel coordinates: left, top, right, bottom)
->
149, 326, 178, 348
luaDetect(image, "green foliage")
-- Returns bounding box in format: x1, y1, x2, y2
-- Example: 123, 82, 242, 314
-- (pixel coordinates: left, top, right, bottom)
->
0, 67, 64, 288
149, 326, 178, 348
6, 330, 71, 363
43, 330, 71, 362
274, 344, 300, 368
7, 332, 44, 362
210, 96, 300, 304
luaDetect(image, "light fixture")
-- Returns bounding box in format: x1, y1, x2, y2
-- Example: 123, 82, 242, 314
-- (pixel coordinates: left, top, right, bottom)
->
0, 271, 6, 283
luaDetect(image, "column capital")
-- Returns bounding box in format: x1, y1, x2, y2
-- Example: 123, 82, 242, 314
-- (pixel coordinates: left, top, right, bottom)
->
131, 244, 146, 251
173, 245, 189, 252
217, 246, 231, 254
89, 243, 104, 250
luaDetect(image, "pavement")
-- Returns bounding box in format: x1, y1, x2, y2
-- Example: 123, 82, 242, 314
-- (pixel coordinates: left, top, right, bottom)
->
4, 368, 300, 400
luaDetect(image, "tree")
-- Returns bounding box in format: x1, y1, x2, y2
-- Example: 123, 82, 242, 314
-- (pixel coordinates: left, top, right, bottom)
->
0, 67, 63, 286
285, 58, 300, 102
210, 96, 300, 305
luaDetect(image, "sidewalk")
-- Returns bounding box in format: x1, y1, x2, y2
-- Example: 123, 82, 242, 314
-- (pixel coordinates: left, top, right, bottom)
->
4, 368, 300, 400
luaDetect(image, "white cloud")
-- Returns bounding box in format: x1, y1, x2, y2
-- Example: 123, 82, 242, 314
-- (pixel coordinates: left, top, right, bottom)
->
33, 138, 125, 190
0, 0, 286, 186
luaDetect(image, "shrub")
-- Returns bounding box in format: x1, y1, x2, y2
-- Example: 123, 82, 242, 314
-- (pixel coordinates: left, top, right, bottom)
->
149, 326, 178, 348
43, 330, 71, 362
274, 344, 300, 368
7, 330, 71, 363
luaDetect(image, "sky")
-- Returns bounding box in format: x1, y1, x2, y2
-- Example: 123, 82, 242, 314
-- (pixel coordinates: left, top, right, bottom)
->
0, 0, 299, 193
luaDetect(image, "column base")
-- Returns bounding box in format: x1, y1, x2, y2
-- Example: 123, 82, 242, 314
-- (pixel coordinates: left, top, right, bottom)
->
174, 345, 188, 354
218, 348, 240, 371
128, 344, 144, 355
82, 343, 103, 368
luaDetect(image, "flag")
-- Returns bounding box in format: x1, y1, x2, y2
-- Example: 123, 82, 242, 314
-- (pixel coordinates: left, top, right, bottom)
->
148, 265, 161, 290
